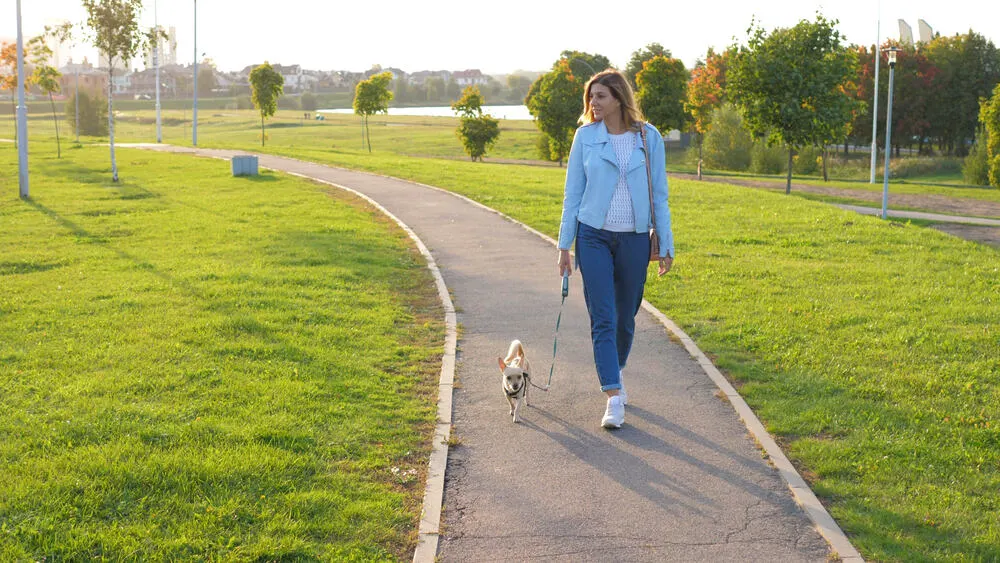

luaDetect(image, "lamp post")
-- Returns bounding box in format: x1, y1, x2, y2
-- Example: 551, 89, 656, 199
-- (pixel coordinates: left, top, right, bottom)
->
192, 0, 198, 146
880, 47, 899, 220
155, 0, 162, 143
869, 18, 881, 183
16, 0, 29, 198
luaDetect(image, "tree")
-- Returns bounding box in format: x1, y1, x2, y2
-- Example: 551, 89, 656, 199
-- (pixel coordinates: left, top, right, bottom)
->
300, 92, 317, 112
636, 55, 689, 140
625, 43, 671, 87
728, 14, 859, 193
525, 60, 583, 166
923, 32, 1000, 156
31, 44, 63, 158
248, 62, 284, 147
685, 49, 729, 179
702, 103, 753, 171
353, 71, 393, 153
82, 0, 149, 182
506, 74, 532, 104
65, 89, 109, 136
981, 83, 1000, 188
1, 42, 27, 146
559, 50, 610, 83
198, 64, 217, 97
452, 86, 501, 161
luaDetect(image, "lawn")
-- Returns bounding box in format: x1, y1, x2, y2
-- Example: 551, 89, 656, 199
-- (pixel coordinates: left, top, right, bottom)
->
6, 111, 1000, 560
0, 143, 444, 560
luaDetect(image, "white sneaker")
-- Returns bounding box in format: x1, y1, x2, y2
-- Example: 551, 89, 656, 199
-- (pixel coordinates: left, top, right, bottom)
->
601, 395, 625, 429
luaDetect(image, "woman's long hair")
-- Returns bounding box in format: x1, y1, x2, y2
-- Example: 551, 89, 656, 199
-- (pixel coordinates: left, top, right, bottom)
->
579, 69, 645, 129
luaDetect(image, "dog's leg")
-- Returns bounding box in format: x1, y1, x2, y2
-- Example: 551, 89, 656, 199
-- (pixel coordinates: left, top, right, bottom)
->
507, 395, 515, 418
512, 397, 521, 423
524, 377, 530, 406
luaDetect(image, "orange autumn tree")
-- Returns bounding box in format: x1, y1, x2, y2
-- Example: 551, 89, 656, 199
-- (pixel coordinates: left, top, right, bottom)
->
684, 48, 729, 180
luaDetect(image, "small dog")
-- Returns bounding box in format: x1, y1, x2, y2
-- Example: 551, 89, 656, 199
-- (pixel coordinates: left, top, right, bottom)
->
498, 340, 531, 423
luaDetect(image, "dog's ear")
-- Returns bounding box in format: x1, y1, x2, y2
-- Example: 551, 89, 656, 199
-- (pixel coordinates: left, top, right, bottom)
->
497, 357, 506, 372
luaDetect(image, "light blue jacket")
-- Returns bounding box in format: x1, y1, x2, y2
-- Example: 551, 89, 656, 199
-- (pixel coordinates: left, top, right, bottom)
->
557, 120, 674, 258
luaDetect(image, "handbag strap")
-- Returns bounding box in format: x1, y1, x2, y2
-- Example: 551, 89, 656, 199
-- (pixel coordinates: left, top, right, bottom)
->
638, 123, 656, 229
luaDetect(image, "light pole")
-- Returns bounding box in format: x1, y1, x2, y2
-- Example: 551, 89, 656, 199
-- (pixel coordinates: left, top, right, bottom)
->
155, 0, 162, 143
192, 0, 198, 146
15, 0, 29, 198
869, 17, 881, 183
75, 64, 80, 143
880, 47, 899, 220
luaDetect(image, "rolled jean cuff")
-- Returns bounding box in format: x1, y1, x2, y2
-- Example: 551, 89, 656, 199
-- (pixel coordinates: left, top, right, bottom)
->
600, 383, 622, 392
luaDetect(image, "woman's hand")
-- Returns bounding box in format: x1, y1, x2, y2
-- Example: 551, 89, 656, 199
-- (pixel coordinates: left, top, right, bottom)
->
558, 249, 573, 277
658, 256, 673, 277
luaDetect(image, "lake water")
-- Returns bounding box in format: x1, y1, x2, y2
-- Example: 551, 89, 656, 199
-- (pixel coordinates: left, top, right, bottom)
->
318, 104, 533, 120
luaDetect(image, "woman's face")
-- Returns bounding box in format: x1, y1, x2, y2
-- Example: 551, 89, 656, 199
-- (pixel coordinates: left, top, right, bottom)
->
589, 83, 620, 122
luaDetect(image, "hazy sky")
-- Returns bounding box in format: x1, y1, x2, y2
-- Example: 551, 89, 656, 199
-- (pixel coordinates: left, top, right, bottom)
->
2, 0, 998, 74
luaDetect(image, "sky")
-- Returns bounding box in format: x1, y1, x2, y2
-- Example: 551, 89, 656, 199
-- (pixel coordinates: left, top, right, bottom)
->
2, 0, 999, 75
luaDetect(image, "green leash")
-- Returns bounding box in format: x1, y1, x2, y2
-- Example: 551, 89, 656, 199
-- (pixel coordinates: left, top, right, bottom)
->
538, 273, 569, 392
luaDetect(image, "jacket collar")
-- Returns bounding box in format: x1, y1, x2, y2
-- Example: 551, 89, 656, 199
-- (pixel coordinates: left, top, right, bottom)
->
591, 120, 646, 171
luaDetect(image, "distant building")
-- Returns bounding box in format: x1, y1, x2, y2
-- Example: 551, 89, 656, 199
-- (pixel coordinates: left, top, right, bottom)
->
899, 19, 914, 45
917, 19, 934, 43
58, 59, 108, 97
453, 69, 489, 86
408, 70, 451, 85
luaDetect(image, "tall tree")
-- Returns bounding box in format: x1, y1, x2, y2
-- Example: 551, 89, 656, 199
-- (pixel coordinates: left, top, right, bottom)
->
558, 50, 610, 82
636, 55, 689, 135
506, 74, 532, 104
248, 62, 284, 147
353, 71, 393, 153
981, 83, 1000, 188
685, 49, 730, 178
1, 42, 29, 146
82, 0, 148, 182
29, 40, 63, 158
728, 14, 859, 193
625, 42, 671, 87
923, 32, 1000, 156
452, 86, 501, 162
525, 60, 583, 166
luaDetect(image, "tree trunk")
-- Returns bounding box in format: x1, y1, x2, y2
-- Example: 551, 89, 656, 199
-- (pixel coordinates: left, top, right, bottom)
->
361, 117, 364, 149
50, 93, 61, 159
108, 68, 118, 182
261, 112, 265, 146
697, 136, 703, 181
785, 147, 793, 194
822, 148, 828, 182
365, 116, 372, 153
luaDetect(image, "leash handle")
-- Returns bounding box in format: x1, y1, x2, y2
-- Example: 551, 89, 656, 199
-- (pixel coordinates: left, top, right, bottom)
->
546, 274, 569, 390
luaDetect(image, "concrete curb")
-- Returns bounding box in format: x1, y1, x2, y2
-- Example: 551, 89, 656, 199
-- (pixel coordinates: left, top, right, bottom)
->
280, 173, 458, 563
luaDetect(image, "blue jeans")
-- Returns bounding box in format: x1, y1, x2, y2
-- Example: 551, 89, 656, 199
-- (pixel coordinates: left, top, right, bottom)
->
575, 222, 650, 391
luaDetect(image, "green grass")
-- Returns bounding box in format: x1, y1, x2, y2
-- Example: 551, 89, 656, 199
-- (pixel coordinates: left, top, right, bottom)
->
94, 147, 1000, 560
0, 144, 444, 560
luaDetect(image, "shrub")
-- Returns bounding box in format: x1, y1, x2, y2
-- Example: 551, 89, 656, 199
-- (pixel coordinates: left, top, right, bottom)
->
793, 145, 822, 175
276, 95, 299, 110
964, 138, 989, 185
64, 90, 109, 137
300, 92, 317, 112
890, 156, 962, 179
236, 96, 253, 110
701, 104, 752, 171
750, 141, 787, 174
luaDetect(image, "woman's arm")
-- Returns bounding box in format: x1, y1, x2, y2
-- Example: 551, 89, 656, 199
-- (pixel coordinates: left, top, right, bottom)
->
649, 127, 674, 260
557, 129, 586, 252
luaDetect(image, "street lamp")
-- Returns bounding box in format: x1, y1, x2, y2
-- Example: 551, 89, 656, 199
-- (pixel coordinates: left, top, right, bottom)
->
880, 46, 899, 220
192, 0, 198, 146
15, 0, 29, 198
155, 0, 161, 143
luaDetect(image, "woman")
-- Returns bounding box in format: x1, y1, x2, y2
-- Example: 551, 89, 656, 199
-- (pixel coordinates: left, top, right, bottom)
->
556, 69, 674, 429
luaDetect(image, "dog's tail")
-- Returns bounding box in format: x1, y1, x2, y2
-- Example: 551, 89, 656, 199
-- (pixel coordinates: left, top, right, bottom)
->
505, 340, 525, 364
